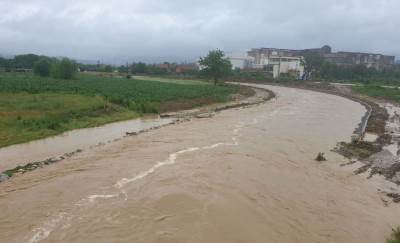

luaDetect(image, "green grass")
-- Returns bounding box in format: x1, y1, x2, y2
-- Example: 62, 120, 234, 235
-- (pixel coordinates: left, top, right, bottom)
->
352, 85, 400, 103
0, 73, 236, 104
0, 73, 242, 147
387, 227, 400, 243
0, 92, 138, 147
133, 75, 207, 85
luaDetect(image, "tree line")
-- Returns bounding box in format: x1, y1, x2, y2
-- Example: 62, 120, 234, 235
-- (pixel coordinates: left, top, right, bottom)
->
79, 62, 197, 75
302, 53, 400, 84
0, 50, 259, 84
0, 54, 77, 79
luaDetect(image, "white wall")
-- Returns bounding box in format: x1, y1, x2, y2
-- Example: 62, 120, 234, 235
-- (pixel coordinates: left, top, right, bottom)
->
226, 52, 254, 70
264, 56, 304, 78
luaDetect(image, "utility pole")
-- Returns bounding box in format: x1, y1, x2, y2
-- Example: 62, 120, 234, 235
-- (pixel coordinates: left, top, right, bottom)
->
278, 55, 281, 78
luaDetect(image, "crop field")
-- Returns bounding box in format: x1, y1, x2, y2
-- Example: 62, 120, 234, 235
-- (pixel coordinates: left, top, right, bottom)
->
0, 73, 244, 147
133, 75, 207, 85
0, 73, 238, 104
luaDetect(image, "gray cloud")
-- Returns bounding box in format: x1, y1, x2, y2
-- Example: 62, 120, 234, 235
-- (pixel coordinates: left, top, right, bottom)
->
0, 0, 399, 62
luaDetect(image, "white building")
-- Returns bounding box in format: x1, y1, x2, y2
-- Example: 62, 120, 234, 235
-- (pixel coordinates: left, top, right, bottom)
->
268, 56, 304, 79
227, 51, 304, 79
252, 52, 304, 79
226, 52, 254, 70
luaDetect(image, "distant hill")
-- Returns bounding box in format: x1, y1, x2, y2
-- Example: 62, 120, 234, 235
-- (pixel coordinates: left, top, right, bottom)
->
0, 53, 14, 59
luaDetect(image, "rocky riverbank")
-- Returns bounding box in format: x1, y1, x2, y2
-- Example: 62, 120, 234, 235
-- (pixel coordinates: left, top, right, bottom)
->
257, 81, 400, 202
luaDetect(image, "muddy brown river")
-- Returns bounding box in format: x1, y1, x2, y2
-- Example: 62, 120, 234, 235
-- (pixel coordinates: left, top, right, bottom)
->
1, 84, 400, 243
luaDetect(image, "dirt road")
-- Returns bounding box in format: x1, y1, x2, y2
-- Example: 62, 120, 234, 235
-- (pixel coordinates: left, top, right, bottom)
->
1, 84, 400, 243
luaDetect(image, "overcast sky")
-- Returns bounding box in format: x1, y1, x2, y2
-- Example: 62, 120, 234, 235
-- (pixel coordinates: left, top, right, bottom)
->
0, 0, 399, 62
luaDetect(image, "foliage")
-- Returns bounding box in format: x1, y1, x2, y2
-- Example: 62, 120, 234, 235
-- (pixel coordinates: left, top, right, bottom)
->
0, 57, 10, 68
387, 227, 400, 243
133, 75, 206, 85
352, 85, 400, 103
131, 62, 148, 74
147, 65, 168, 75
229, 69, 273, 82
0, 54, 60, 70
335, 140, 382, 160
100, 65, 114, 72
0, 92, 137, 147
0, 73, 237, 105
33, 59, 51, 77
301, 53, 325, 79
199, 49, 232, 85
51, 58, 77, 79
0, 73, 241, 147
117, 65, 129, 73
13, 54, 41, 69
301, 52, 400, 84
78, 63, 101, 72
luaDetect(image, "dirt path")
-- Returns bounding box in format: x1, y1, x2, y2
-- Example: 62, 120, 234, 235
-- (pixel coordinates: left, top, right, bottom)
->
1, 84, 399, 243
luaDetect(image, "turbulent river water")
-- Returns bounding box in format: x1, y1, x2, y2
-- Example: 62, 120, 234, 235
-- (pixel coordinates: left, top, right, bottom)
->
0, 117, 174, 172
1, 84, 400, 243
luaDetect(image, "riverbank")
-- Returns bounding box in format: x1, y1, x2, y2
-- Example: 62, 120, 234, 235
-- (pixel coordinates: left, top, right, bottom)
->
0, 85, 273, 183
0, 73, 254, 148
247, 80, 400, 203
2, 84, 398, 243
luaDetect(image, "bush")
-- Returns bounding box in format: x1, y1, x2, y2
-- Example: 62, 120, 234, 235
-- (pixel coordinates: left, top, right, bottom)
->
387, 227, 400, 243
228, 70, 274, 82
33, 59, 51, 77
51, 58, 77, 80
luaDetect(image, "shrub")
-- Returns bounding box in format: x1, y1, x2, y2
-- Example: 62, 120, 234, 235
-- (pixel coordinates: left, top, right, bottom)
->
387, 227, 400, 243
51, 58, 77, 80
33, 59, 51, 77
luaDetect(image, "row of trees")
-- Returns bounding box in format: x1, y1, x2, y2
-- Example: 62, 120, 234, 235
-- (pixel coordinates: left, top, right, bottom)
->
34, 58, 77, 79
0, 54, 77, 79
302, 53, 400, 83
122, 62, 170, 75
79, 62, 180, 75
0, 54, 52, 69
0, 50, 234, 84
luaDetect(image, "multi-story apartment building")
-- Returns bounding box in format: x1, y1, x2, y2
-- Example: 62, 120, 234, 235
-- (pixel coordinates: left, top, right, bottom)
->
248, 45, 395, 70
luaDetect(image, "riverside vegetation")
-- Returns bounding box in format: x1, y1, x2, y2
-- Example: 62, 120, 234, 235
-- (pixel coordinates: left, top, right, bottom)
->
0, 73, 248, 148
353, 85, 400, 103
387, 227, 400, 243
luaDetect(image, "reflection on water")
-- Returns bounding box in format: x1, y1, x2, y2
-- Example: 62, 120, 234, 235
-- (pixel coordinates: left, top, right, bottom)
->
0, 117, 174, 171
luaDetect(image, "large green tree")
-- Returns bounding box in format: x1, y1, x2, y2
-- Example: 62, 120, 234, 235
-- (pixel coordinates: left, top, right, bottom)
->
131, 62, 147, 74
51, 58, 77, 80
33, 59, 51, 77
301, 53, 325, 80
14, 54, 40, 69
199, 49, 232, 85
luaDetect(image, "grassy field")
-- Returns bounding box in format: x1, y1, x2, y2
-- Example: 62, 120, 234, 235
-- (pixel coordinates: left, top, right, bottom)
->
133, 75, 207, 85
0, 73, 244, 147
352, 85, 400, 103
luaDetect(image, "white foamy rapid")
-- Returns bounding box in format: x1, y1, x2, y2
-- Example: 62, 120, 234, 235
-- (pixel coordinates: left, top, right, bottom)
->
29, 213, 70, 243
115, 120, 255, 188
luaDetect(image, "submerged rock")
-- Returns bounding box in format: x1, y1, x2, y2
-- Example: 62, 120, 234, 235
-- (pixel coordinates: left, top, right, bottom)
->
315, 152, 327, 162
387, 193, 400, 203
